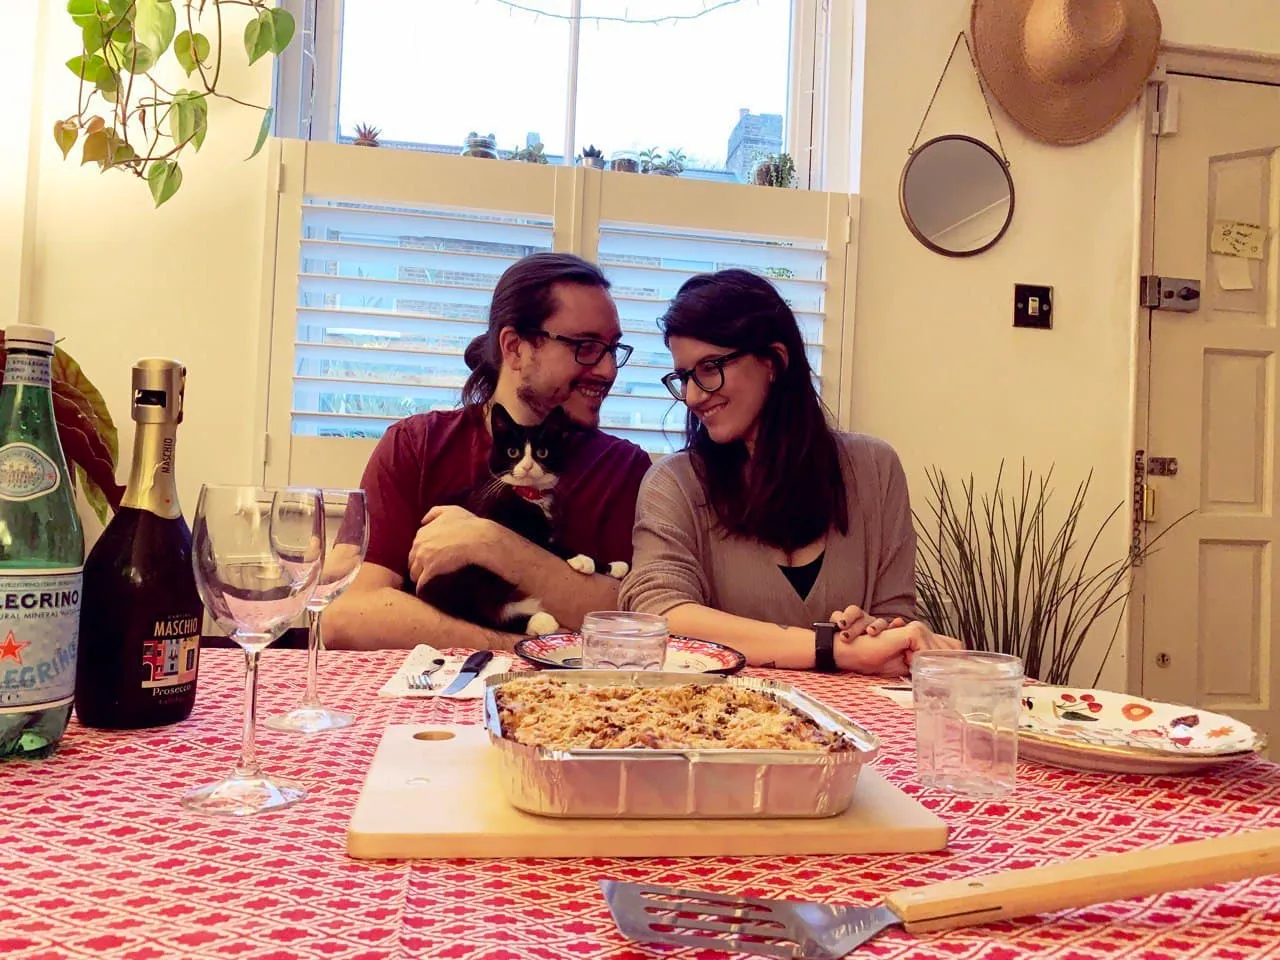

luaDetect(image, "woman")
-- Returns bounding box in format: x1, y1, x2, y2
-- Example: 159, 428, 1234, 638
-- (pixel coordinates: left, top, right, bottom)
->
618, 270, 961, 674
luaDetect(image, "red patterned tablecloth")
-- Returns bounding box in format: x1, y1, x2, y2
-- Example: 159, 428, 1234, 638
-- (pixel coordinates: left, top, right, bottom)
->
4, 649, 1280, 960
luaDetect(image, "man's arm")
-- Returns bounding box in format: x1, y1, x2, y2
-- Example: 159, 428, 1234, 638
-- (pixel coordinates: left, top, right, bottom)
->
470, 525, 621, 631
323, 562, 518, 651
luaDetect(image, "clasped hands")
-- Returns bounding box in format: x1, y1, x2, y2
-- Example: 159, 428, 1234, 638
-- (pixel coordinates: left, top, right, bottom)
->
827, 605, 962, 676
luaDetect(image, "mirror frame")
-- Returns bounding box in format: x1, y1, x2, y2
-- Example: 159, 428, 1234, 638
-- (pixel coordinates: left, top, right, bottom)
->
898, 134, 1015, 259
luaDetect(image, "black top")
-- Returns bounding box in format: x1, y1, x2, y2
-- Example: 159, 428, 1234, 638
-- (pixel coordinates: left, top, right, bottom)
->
779, 551, 825, 599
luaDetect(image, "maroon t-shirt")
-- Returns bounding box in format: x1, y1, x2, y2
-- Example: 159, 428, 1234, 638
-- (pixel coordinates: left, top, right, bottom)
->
360, 406, 654, 584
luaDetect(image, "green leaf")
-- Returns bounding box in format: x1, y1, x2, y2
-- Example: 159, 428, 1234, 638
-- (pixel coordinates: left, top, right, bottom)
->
247, 105, 273, 160
81, 129, 108, 166
121, 40, 156, 74
105, 135, 135, 167
190, 94, 209, 151
173, 29, 210, 75
134, 0, 176, 58
107, 0, 131, 17
147, 159, 182, 206
243, 10, 274, 65
268, 7, 295, 54
66, 53, 105, 80
82, 21, 106, 53
94, 66, 118, 96
67, 0, 106, 29
53, 120, 79, 159
169, 91, 207, 147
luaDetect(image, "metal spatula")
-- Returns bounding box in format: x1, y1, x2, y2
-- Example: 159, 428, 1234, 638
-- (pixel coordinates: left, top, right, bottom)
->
603, 828, 1280, 958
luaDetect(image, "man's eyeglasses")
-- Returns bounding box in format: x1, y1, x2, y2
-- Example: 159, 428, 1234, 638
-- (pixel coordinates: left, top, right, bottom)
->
661, 350, 750, 401
529, 331, 633, 368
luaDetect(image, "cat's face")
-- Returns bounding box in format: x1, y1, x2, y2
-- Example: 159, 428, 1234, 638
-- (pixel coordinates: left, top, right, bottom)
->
488, 404, 572, 493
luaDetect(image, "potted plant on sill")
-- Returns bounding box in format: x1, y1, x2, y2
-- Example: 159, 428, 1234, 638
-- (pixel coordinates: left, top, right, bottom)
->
579, 145, 606, 169
638, 146, 661, 174
914, 461, 1187, 685
754, 152, 796, 187
461, 132, 498, 159
610, 151, 639, 173
353, 123, 381, 147
53, 0, 297, 208
651, 148, 686, 177
509, 141, 549, 163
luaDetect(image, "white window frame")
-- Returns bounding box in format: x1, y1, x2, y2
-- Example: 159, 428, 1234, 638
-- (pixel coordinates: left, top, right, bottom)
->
273, 0, 858, 192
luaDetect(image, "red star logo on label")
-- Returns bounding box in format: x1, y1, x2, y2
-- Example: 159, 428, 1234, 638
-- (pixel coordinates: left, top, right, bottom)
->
0, 630, 29, 664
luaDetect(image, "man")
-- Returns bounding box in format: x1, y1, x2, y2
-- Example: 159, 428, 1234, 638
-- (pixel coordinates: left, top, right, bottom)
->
324, 253, 653, 650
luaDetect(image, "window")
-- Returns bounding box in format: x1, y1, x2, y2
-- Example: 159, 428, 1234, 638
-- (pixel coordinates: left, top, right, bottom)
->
277, 0, 856, 190
262, 143, 856, 489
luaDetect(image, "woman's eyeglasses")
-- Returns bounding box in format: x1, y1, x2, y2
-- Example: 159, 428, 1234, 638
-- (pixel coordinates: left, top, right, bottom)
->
528, 331, 634, 367
661, 350, 750, 401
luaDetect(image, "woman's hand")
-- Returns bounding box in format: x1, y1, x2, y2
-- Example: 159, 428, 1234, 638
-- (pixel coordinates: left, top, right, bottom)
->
834, 620, 962, 676
828, 606, 907, 639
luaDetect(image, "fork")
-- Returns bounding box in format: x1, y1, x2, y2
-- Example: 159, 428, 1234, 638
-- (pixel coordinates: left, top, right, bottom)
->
405, 658, 446, 691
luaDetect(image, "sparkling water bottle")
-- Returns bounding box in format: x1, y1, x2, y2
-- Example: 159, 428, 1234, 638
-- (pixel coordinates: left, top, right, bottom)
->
0, 325, 85, 759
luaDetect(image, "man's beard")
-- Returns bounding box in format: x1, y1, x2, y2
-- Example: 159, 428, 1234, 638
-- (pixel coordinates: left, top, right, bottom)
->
516, 380, 567, 421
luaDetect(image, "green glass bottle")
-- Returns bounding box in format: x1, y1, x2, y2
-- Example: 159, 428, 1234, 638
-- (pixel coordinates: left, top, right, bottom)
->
0, 325, 85, 760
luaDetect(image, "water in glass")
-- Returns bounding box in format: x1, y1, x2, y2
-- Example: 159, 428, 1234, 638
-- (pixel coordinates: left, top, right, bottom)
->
912, 650, 1023, 797
580, 611, 668, 671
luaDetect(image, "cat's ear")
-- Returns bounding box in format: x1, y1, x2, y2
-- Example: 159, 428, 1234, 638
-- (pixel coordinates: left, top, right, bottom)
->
490, 403, 517, 435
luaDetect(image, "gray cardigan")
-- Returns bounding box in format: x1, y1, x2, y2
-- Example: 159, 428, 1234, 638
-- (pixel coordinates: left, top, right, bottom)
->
618, 433, 917, 626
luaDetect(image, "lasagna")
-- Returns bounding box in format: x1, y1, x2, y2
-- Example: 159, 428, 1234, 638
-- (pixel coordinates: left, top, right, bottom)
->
495, 677, 852, 752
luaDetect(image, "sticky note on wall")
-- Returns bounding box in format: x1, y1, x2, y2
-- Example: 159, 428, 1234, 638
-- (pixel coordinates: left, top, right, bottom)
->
1211, 221, 1266, 260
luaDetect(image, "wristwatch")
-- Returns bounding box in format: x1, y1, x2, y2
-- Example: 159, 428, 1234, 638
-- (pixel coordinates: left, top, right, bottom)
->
813, 621, 838, 673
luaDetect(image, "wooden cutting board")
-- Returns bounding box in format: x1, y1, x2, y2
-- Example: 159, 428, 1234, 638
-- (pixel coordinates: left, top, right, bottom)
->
347, 725, 949, 860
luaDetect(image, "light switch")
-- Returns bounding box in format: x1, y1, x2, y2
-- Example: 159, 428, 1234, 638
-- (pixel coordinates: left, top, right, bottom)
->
1014, 284, 1053, 329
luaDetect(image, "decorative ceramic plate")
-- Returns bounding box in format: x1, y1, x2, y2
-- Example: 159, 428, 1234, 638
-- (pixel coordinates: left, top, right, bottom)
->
1018, 686, 1267, 774
514, 633, 747, 676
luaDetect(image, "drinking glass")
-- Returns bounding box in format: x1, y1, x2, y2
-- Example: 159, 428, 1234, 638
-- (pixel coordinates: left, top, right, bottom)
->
912, 650, 1023, 797
266, 489, 368, 733
183, 485, 322, 816
580, 611, 668, 670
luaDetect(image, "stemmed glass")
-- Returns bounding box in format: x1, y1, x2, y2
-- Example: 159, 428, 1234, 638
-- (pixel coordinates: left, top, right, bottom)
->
183, 485, 323, 816
265, 489, 368, 733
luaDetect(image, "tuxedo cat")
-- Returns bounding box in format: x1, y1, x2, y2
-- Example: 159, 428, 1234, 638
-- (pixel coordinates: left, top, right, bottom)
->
416, 403, 629, 635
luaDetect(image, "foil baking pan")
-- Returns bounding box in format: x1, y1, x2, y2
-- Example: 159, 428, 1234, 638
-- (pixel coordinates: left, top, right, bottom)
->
482, 671, 880, 819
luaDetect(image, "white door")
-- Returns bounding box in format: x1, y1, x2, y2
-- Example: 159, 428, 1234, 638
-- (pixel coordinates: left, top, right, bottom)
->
1142, 74, 1280, 745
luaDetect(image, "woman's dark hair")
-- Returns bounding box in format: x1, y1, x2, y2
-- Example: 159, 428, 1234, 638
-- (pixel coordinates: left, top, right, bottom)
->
461, 252, 611, 407
659, 269, 848, 552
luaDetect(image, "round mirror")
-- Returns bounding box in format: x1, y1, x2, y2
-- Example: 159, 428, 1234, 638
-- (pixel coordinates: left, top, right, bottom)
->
899, 135, 1014, 257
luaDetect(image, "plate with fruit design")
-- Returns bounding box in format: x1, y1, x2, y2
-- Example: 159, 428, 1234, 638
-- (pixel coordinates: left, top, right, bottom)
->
514, 633, 747, 675
1018, 686, 1267, 774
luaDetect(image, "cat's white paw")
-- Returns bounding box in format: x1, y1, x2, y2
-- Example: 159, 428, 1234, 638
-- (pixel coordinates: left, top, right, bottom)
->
527, 611, 560, 636
567, 555, 596, 575
606, 561, 629, 579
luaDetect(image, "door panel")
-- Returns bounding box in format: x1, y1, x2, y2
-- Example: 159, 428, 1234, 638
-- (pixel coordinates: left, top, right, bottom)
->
1144, 74, 1280, 744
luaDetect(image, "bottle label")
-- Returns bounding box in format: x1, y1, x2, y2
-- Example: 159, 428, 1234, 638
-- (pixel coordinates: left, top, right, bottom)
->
142, 613, 201, 695
0, 569, 82, 714
0, 443, 61, 502
3, 354, 52, 388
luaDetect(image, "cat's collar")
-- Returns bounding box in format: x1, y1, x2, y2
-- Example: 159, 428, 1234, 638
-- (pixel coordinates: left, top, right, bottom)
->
512, 485, 550, 502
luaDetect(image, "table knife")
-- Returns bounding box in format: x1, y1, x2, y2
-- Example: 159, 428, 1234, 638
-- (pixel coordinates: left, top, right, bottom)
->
440, 650, 494, 696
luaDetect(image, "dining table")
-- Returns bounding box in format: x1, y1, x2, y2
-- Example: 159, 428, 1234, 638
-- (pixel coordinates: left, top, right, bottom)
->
4, 647, 1280, 960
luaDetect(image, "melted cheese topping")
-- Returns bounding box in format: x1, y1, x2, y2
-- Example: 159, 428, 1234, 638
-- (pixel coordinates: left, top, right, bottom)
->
496, 677, 852, 751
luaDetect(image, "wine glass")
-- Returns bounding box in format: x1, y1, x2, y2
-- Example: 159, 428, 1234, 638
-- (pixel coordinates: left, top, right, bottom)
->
183, 485, 322, 816
265, 489, 368, 733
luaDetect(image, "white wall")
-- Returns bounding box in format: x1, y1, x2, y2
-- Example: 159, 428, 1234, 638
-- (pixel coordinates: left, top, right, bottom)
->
854, 0, 1280, 687
0, 2, 42, 325
20, 5, 276, 520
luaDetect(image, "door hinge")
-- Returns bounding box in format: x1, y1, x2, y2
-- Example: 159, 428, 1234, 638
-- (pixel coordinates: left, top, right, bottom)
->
261, 432, 272, 468
1148, 80, 1180, 137
1140, 275, 1201, 311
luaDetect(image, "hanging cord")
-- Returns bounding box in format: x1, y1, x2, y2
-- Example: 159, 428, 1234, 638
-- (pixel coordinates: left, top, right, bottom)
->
908, 31, 1010, 165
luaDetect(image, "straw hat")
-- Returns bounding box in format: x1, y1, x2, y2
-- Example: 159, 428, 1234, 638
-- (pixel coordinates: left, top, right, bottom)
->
971, 0, 1162, 146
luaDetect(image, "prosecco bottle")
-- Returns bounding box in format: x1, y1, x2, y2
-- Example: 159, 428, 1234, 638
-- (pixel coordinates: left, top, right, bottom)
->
0, 325, 85, 760
75, 359, 201, 729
